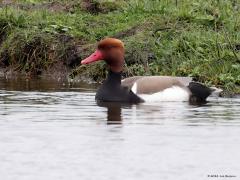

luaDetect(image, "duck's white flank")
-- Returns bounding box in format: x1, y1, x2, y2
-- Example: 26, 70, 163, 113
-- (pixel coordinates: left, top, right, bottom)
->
131, 83, 190, 102
131, 82, 137, 94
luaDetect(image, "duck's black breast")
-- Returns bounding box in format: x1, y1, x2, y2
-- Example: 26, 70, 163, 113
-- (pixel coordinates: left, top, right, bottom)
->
96, 83, 142, 103
95, 71, 143, 104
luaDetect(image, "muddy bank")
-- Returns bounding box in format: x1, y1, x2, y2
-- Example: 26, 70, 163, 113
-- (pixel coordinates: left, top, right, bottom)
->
0, 0, 121, 14
0, 33, 87, 78
0, 0, 239, 95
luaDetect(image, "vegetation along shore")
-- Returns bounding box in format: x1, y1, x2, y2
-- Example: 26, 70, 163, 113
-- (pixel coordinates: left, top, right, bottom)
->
0, 0, 239, 96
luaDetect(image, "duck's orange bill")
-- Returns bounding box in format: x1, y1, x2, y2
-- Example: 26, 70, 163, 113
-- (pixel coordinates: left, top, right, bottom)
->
81, 50, 104, 65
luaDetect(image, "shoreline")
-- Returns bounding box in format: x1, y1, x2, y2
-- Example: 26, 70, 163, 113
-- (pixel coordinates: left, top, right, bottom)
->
0, 0, 239, 95
0, 72, 239, 98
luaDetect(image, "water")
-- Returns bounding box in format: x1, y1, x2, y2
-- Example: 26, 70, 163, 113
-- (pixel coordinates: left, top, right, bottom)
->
0, 78, 239, 180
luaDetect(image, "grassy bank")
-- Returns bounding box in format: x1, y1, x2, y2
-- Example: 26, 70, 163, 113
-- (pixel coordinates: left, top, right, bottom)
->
0, 0, 239, 95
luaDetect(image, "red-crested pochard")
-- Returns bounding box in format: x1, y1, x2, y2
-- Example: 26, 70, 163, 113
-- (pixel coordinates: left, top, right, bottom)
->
81, 38, 213, 104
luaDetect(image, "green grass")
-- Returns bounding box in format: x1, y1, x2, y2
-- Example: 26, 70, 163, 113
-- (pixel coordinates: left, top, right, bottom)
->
0, 0, 239, 95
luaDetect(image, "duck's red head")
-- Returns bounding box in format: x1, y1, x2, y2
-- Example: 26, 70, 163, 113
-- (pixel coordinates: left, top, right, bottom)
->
81, 38, 125, 72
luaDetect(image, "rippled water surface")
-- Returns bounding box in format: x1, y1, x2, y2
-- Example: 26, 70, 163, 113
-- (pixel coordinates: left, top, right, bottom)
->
0, 78, 239, 180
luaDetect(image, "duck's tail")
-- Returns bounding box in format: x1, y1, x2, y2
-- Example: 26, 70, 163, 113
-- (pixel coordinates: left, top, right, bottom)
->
209, 86, 223, 97
188, 82, 214, 103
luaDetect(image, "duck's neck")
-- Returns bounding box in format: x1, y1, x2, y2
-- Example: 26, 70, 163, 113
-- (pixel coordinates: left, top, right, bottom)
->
104, 55, 124, 85
105, 70, 122, 86
107, 56, 124, 74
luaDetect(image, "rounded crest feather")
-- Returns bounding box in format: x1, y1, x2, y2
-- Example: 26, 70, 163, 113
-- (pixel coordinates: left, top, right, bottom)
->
98, 38, 124, 50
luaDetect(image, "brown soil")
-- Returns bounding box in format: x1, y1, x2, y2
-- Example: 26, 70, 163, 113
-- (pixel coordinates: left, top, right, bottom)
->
0, 0, 119, 14
46, 2, 72, 12
0, 32, 94, 79
0, 1, 75, 12
1, 0, 13, 5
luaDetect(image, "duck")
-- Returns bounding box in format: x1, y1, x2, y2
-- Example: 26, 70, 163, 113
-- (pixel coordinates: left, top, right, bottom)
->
81, 38, 214, 104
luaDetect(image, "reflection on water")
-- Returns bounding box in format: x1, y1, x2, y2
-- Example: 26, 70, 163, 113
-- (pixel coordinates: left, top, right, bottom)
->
0, 77, 240, 180
98, 100, 210, 125
0, 76, 98, 91
97, 101, 138, 125
97, 102, 123, 124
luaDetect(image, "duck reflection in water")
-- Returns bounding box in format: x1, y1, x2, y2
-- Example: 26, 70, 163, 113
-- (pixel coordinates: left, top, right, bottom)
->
97, 100, 210, 125
97, 101, 132, 125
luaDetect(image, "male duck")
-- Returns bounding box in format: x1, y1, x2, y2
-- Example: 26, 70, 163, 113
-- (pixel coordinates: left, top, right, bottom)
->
81, 38, 213, 104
